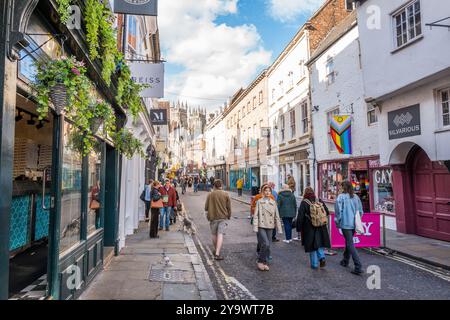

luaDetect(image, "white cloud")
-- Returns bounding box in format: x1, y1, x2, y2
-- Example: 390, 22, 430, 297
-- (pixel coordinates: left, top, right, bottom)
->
159, 0, 272, 109
267, 0, 325, 23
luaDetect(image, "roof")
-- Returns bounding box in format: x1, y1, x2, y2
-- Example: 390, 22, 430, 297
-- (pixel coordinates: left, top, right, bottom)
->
307, 10, 358, 66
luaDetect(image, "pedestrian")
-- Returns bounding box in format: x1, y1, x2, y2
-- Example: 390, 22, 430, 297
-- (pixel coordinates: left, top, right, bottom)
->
89, 180, 101, 228
205, 179, 232, 261
188, 177, 193, 188
236, 177, 243, 197
253, 185, 283, 271
269, 182, 280, 242
159, 179, 177, 231
181, 177, 187, 195
194, 176, 199, 193
143, 179, 153, 222
251, 184, 275, 260
149, 181, 163, 239
287, 174, 296, 194
172, 183, 179, 224
335, 181, 364, 275
296, 187, 331, 270
277, 184, 297, 243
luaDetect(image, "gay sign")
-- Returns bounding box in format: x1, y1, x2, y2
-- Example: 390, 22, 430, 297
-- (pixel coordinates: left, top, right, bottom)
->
330, 213, 381, 248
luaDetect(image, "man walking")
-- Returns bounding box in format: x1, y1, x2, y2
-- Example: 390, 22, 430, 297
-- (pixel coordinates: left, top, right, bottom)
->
159, 179, 177, 231
205, 180, 232, 260
194, 176, 199, 193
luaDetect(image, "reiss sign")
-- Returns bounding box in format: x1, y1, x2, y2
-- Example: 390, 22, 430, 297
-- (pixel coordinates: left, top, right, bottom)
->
330, 213, 381, 248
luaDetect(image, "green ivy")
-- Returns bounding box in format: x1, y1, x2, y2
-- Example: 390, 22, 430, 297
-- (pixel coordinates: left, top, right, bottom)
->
116, 61, 146, 120
113, 128, 145, 160
85, 0, 103, 60
56, 0, 72, 24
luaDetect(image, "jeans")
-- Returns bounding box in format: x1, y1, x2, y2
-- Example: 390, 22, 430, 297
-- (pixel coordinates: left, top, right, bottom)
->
309, 248, 325, 269
145, 201, 151, 219
342, 229, 362, 271
282, 217, 293, 240
194, 184, 199, 192
238, 188, 243, 196
257, 228, 273, 263
159, 207, 172, 229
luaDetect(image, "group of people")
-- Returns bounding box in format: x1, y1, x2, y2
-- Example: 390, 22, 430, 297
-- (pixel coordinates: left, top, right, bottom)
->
179, 175, 202, 194
205, 175, 364, 275
143, 179, 180, 239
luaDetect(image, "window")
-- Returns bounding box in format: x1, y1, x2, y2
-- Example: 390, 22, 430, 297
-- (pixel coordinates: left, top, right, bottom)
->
238, 111, 241, 121
289, 109, 296, 138
280, 115, 285, 141
440, 88, 450, 127
345, 0, 354, 11
326, 57, 335, 85
394, 0, 422, 48
247, 102, 251, 113
242, 107, 245, 118
272, 88, 276, 101
60, 122, 82, 255
87, 143, 103, 237
288, 71, 294, 90
301, 102, 308, 134
327, 108, 340, 152
279, 81, 284, 97
259, 91, 263, 104
127, 16, 138, 50
253, 97, 257, 109
373, 168, 395, 214
299, 59, 306, 79
367, 104, 378, 125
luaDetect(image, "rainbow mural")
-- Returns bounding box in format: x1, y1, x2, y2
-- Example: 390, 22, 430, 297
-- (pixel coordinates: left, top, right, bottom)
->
330, 115, 352, 155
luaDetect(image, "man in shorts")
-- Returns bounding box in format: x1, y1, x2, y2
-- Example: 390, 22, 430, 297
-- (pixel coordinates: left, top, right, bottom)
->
205, 179, 232, 260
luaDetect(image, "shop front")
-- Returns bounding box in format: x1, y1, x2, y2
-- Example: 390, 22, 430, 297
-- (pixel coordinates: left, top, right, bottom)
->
0, 2, 122, 300
278, 150, 310, 196
318, 156, 396, 225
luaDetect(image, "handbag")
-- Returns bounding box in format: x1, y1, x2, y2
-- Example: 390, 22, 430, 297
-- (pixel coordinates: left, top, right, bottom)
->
140, 189, 146, 202
90, 199, 100, 210
355, 210, 364, 234
151, 199, 164, 209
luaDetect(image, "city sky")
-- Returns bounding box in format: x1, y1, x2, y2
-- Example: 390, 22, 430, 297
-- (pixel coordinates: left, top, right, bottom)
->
158, 0, 325, 111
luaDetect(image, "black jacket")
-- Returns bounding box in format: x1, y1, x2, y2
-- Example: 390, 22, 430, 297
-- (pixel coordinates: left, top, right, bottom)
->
296, 199, 331, 253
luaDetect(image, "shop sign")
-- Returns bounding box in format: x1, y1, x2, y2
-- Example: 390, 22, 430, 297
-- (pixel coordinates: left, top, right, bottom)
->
155, 140, 165, 153
388, 104, 421, 140
130, 62, 164, 98
330, 213, 381, 248
150, 109, 168, 125
368, 159, 381, 169
349, 160, 367, 170
114, 0, 158, 16
373, 169, 393, 185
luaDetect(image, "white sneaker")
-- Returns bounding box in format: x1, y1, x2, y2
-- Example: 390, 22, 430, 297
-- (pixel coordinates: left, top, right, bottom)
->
292, 237, 300, 241
282, 240, 290, 243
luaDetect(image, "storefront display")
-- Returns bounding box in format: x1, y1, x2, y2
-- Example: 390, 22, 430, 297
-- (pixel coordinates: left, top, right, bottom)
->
372, 168, 395, 214
320, 162, 348, 201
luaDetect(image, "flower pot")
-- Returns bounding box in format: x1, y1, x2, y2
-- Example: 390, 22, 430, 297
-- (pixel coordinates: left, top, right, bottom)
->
90, 117, 103, 133
49, 84, 68, 115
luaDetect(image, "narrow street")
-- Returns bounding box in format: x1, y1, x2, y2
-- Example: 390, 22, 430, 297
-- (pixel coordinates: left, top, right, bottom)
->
181, 189, 450, 300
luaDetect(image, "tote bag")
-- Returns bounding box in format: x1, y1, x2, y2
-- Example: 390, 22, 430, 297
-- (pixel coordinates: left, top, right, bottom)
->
151, 199, 164, 209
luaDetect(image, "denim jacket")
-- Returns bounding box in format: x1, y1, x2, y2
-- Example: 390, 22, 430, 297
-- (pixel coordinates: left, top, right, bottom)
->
334, 193, 363, 230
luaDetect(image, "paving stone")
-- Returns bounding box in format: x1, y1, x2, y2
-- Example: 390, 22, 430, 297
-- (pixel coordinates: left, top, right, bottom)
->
162, 283, 200, 300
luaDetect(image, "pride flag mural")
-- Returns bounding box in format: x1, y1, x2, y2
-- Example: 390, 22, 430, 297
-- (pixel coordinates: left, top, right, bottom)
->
330, 116, 352, 154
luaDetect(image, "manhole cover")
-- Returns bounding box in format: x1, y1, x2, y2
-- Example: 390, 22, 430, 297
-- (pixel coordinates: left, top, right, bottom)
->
149, 269, 196, 283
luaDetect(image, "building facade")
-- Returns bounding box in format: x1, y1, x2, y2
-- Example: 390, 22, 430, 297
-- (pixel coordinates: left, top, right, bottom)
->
354, 0, 450, 241
204, 108, 227, 185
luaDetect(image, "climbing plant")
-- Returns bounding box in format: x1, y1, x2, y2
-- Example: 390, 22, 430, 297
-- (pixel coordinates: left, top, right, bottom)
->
56, 0, 72, 24
84, 0, 103, 60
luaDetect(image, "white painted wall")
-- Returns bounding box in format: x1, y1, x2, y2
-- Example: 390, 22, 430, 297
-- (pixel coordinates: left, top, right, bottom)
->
205, 115, 227, 167
310, 25, 379, 163
356, 0, 450, 100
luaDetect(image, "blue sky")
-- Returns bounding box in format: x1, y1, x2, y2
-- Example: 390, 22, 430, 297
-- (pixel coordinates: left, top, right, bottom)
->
159, 0, 324, 109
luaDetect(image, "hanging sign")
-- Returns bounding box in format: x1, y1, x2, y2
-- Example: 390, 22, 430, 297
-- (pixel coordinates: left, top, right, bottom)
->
130, 62, 164, 98
114, 0, 158, 16
330, 115, 352, 155
150, 109, 168, 125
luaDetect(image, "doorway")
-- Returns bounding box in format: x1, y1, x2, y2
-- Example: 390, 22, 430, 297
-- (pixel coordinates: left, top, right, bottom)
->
8, 95, 54, 298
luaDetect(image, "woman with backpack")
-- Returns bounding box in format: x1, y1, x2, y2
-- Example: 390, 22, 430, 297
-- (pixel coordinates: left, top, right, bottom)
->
277, 184, 297, 243
334, 181, 364, 275
296, 187, 331, 270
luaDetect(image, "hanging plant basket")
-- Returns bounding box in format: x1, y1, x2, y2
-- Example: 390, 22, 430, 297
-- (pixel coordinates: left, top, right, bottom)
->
90, 117, 103, 133
49, 83, 68, 115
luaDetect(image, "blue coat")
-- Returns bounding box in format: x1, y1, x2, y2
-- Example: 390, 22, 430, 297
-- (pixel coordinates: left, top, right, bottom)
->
334, 193, 363, 230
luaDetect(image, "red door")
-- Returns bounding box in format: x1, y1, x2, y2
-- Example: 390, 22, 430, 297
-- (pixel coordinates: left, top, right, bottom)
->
413, 149, 450, 242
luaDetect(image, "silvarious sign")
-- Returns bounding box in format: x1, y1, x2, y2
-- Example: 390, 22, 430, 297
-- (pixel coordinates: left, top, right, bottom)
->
129, 62, 164, 98
114, 0, 158, 16
330, 213, 381, 248
388, 104, 421, 140
150, 109, 168, 125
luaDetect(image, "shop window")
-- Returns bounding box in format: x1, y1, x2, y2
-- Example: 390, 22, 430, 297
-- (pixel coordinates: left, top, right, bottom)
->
373, 168, 395, 214
321, 162, 348, 201
87, 143, 103, 237
60, 122, 83, 256
440, 88, 450, 127
290, 109, 296, 138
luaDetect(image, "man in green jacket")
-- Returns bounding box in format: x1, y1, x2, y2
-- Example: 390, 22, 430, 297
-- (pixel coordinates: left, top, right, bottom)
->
205, 179, 232, 260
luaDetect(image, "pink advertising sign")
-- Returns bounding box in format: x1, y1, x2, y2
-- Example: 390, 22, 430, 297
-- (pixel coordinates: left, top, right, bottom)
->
330, 213, 381, 248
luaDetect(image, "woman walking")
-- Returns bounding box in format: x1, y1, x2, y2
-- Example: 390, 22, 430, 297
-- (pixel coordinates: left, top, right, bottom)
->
149, 181, 163, 239
253, 185, 283, 271
296, 187, 331, 270
277, 184, 297, 243
334, 181, 364, 275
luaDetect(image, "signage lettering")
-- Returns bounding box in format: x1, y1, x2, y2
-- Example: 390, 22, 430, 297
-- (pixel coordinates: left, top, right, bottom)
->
388, 104, 421, 140
374, 169, 393, 185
